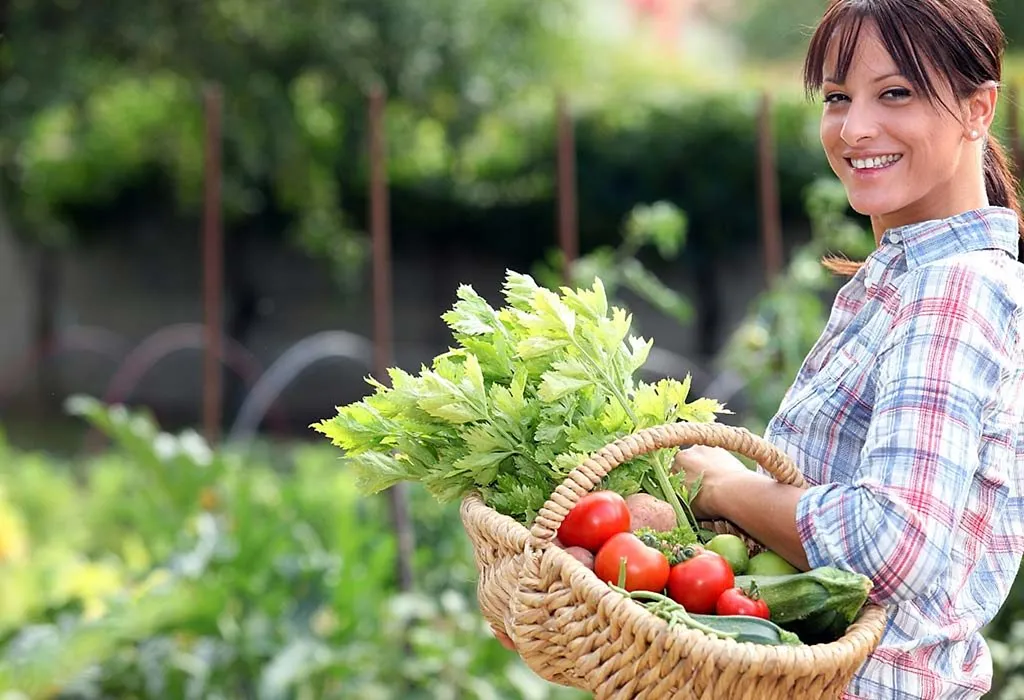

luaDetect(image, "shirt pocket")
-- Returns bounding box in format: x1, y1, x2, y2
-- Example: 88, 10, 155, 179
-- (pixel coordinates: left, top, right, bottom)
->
767, 341, 873, 439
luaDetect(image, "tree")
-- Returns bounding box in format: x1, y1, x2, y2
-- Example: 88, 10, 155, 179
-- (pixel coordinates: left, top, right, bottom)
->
992, 0, 1024, 48
724, 0, 827, 62
1, 0, 581, 280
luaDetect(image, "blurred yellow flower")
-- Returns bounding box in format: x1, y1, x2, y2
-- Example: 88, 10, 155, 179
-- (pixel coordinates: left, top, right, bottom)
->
0, 566, 37, 629
55, 560, 124, 621
133, 567, 172, 600
121, 534, 152, 573
311, 606, 339, 637
0, 494, 29, 565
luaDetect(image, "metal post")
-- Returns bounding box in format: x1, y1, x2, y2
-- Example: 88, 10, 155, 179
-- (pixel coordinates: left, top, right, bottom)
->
202, 84, 224, 445
758, 91, 783, 283
369, 85, 416, 593
556, 92, 579, 285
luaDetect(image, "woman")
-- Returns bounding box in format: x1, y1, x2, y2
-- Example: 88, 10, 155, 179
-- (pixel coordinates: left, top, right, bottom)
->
495, 0, 1024, 697
672, 0, 1024, 697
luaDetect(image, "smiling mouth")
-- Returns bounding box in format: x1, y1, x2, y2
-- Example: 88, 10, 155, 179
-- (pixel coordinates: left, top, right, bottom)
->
846, 154, 903, 170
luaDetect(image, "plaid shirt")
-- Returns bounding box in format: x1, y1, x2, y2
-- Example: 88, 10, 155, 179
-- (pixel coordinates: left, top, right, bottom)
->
764, 207, 1024, 699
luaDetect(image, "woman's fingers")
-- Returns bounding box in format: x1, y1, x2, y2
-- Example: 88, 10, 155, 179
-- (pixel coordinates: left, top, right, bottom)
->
490, 624, 516, 650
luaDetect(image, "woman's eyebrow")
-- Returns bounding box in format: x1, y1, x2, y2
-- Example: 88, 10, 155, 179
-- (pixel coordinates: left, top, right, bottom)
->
823, 71, 905, 84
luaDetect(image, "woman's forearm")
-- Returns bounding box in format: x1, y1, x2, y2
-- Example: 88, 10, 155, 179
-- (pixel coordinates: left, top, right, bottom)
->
707, 469, 811, 572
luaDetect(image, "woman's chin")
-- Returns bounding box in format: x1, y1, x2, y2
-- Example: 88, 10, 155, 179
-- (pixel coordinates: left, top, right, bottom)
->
846, 197, 895, 219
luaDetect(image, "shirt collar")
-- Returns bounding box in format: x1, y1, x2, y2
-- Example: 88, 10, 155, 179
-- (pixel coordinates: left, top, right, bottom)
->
880, 206, 1020, 269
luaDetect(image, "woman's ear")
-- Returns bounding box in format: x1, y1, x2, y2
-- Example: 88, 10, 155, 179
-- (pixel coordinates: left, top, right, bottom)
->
965, 80, 999, 139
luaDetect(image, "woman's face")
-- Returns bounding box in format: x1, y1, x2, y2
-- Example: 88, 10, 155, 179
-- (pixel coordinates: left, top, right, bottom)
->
819, 21, 987, 235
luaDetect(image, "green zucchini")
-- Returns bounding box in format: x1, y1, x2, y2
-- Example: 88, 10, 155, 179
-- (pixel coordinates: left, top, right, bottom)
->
687, 613, 802, 646
614, 587, 803, 646
734, 566, 872, 629
784, 608, 851, 646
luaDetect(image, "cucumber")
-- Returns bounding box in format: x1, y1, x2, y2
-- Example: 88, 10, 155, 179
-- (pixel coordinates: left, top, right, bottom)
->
615, 587, 803, 647
688, 613, 802, 646
734, 566, 872, 629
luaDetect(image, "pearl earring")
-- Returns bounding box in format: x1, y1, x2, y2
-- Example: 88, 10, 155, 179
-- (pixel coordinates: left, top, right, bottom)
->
970, 129, 980, 140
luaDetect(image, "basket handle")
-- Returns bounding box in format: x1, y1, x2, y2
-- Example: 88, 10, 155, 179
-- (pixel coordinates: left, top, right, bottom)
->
528, 421, 807, 545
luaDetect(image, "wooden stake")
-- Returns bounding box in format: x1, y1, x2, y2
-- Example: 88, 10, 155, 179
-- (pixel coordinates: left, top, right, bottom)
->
202, 84, 224, 444
556, 92, 579, 284
369, 85, 416, 593
758, 92, 783, 283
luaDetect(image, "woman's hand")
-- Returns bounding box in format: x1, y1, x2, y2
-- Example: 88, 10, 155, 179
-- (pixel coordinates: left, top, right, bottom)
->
490, 623, 516, 651
671, 445, 752, 520
673, 445, 811, 572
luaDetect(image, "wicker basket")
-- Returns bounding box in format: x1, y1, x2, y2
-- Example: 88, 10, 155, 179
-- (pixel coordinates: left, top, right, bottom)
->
460, 421, 889, 699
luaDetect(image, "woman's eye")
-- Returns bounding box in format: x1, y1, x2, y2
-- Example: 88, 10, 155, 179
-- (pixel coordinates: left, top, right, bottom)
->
824, 92, 848, 104
882, 87, 912, 100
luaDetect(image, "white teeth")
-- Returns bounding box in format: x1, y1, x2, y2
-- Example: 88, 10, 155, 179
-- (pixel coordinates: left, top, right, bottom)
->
850, 154, 902, 170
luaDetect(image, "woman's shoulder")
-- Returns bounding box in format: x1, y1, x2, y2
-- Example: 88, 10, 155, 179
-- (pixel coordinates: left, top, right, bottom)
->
891, 251, 1024, 355
897, 247, 1024, 307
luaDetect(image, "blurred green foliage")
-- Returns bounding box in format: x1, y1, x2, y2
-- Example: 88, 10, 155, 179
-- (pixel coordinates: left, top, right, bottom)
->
726, 0, 1024, 61
534, 200, 695, 327
0, 359, 1022, 697
7, 74, 834, 279
0, 398, 585, 698
997, 1, 1024, 47
718, 177, 875, 434
1, 0, 580, 285
6, 0, 1023, 298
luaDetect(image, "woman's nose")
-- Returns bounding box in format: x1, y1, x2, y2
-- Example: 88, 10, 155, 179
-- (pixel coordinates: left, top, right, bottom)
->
840, 101, 880, 146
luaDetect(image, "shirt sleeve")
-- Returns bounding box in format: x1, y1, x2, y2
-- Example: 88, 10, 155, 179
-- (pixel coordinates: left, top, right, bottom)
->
794, 264, 1014, 606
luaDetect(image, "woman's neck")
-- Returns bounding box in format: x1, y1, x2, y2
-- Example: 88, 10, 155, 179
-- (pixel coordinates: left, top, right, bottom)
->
870, 171, 990, 244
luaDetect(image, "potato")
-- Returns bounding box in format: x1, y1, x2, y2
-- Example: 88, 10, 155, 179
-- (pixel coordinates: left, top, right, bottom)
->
563, 546, 595, 570
554, 537, 595, 569
625, 492, 676, 532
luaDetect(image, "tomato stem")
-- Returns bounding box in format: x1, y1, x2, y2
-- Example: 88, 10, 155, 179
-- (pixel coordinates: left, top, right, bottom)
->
617, 556, 627, 589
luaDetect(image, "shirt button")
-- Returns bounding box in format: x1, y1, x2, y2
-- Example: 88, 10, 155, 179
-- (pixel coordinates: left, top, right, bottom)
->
889, 232, 901, 244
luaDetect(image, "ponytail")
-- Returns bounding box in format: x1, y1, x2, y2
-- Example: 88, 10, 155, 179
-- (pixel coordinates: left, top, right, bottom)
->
982, 135, 1024, 260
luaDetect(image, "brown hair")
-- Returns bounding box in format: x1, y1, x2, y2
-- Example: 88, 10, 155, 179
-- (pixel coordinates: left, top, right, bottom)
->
802, 0, 1024, 274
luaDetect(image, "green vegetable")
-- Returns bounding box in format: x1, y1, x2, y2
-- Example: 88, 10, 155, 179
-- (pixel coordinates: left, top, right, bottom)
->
687, 613, 802, 646
614, 587, 802, 646
746, 550, 799, 576
785, 608, 850, 645
734, 567, 872, 630
312, 271, 728, 525
706, 534, 750, 574
634, 526, 699, 565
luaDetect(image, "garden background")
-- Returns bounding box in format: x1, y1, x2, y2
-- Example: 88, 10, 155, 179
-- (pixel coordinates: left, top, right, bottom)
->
2, 1, 1024, 697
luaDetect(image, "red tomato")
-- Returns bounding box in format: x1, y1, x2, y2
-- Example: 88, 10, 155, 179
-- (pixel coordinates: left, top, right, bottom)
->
715, 587, 771, 619
666, 551, 735, 614
594, 532, 670, 592
557, 491, 631, 552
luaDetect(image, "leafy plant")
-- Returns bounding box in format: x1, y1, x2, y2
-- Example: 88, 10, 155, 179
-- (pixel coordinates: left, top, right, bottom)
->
990, 619, 1024, 699
313, 270, 727, 528
535, 200, 695, 327
0, 400, 584, 698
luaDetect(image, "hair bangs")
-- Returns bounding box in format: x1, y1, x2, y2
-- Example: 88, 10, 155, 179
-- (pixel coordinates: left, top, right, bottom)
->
803, 0, 947, 107
803, 4, 864, 97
